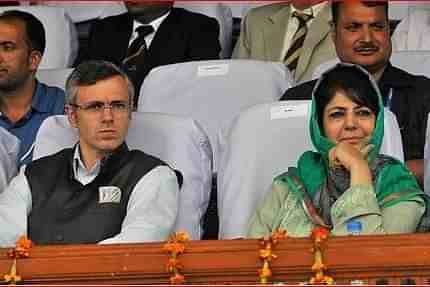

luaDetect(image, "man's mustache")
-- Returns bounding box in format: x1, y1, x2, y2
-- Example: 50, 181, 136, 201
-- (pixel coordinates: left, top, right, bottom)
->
354, 42, 379, 52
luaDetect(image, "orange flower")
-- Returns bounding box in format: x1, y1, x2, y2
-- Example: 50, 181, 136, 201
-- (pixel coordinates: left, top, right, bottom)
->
4, 273, 21, 284
271, 229, 288, 244
174, 231, 189, 243
259, 248, 277, 261
311, 260, 327, 272
169, 273, 185, 285
166, 258, 183, 273
7, 236, 33, 259
258, 267, 272, 279
309, 273, 335, 285
163, 242, 185, 254
322, 275, 335, 284
15, 236, 33, 258
311, 227, 329, 242
164, 232, 188, 284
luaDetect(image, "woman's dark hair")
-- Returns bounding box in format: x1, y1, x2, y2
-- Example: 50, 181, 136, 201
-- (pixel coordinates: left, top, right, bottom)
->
314, 65, 380, 130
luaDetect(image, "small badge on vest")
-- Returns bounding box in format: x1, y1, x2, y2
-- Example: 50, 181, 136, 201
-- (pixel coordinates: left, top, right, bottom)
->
99, 186, 122, 204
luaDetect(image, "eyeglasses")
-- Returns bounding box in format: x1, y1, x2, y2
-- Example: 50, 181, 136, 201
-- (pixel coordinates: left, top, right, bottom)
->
71, 101, 130, 115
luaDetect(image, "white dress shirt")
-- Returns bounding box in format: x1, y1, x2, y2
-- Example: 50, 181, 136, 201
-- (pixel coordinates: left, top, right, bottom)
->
128, 11, 171, 49
0, 145, 179, 247
280, 2, 327, 60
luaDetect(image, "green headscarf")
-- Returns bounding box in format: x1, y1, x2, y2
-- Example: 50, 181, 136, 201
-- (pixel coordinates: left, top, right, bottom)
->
277, 63, 426, 209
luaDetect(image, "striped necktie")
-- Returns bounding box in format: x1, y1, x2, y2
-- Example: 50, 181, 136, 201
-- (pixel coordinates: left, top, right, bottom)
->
284, 12, 313, 75
122, 25, 154, 73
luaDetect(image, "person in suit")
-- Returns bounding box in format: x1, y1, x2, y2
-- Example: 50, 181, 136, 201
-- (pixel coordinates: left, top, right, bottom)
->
281, 1, 430, 187
86, 1, 221, 106
232, 0, 336, 83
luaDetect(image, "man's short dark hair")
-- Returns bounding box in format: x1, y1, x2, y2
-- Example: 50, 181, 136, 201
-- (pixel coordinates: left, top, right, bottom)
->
331, 1, 389, 25
0, 10, 46, 55
65, 60, 135, 105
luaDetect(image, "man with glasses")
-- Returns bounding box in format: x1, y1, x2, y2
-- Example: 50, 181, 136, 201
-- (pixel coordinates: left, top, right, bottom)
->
0, 60, 180, 246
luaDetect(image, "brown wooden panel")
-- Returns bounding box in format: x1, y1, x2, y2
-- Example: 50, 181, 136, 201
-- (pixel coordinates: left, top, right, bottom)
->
1, 234, 430, 284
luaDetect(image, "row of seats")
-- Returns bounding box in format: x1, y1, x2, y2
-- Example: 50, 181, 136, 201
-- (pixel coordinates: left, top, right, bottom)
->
36, 51, 430, 171
33, 56, 415, 239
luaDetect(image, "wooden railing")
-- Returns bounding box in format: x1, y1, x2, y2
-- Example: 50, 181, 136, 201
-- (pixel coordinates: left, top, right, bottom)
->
1, 233, 430, 284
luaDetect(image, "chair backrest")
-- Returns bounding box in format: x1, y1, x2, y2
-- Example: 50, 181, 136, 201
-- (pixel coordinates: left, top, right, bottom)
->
138, 59, 293, 170
390, 51, 430, 79
227, 2, 279, 18
0, 127, 19, 193
217, 101, 404, 239
36, 68, 73, 90
312, 51, 430, 80
33, 113, 213, 240
388, 2, 410, 20
34, 1, 127, 22
174, 2, 233, 58
0, 6, 78, 68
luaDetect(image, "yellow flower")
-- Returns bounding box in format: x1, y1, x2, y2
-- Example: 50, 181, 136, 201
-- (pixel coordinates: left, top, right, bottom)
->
166, 258, 183, 273
163, 242, 185, 254
259, 248, 277, 261
174, 231, 189, 243
8, 235, 33, 259
4, 273, 21, 283
311, 261, 327, 272
271, 229, 288, 244
311, 227, 329, 243
258, 267, 272, 278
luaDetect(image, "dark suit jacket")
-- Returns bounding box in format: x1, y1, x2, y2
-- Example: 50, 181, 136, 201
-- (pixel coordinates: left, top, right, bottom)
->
86, 8, 221, 105
281, 63, 430, 162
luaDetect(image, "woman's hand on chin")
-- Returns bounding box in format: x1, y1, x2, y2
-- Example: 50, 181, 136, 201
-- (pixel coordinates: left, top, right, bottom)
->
329, 142, 373, 186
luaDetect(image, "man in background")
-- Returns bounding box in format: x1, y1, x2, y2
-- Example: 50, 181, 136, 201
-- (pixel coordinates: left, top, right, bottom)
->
282, 1, 430, 186
0, 10, 65, 166
86, 1, 221, 106
233, 0, 336, 83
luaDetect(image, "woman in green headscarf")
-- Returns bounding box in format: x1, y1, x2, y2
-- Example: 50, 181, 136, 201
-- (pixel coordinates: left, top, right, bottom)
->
248, 63, 428, 238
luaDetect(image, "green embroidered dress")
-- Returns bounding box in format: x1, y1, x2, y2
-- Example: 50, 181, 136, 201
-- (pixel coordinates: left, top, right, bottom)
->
248, 64, 428, 238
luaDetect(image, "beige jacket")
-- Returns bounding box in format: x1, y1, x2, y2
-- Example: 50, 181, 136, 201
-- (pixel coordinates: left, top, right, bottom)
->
233, 3, 336, 83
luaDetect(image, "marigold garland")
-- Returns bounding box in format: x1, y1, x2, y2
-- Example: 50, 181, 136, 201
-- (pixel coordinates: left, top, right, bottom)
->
308, 227, 334, 285
3, 236, 33, 285
163, 231, 189, 285
257, 230, 288, 284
